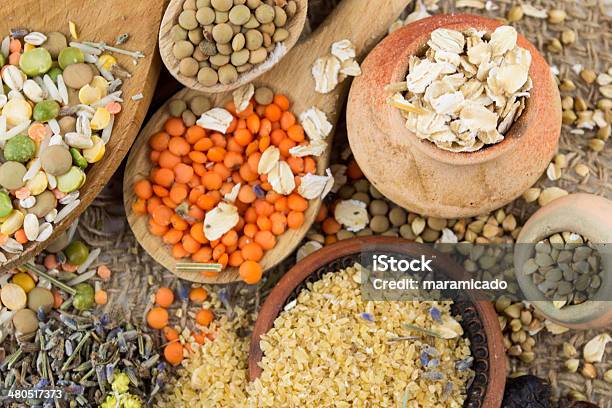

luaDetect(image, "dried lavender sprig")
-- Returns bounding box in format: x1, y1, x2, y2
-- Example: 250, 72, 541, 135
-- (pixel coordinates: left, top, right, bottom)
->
61, 332, 91, 371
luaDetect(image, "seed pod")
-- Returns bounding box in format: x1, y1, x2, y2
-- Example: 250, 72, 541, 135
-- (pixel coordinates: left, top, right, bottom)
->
562, 342, 577, 358
548, 9, 567, 24
564, 358, 579, 373
506, 6, 524, 22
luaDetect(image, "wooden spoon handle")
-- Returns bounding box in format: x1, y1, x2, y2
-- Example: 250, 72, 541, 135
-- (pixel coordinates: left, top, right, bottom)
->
305, 0, 412, 57
261, 0, 412, 132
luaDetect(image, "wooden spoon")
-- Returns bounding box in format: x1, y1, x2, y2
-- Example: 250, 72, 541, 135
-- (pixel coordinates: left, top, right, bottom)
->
125, 0, 412, 283
158, 0, 308, 94
0, 0, 164, 270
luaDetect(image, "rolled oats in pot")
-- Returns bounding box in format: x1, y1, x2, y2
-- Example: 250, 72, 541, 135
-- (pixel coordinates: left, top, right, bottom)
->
388, 25, 532, 152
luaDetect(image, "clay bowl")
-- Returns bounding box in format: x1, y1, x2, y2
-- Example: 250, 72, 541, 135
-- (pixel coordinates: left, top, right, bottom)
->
125, 0, 412, 283
158, 0, 308, 94
249, 236, 506, 408
0, 0, 164, 270
514, 193, 612, 329
347, 14, 561, 219
123, 86, 329, 284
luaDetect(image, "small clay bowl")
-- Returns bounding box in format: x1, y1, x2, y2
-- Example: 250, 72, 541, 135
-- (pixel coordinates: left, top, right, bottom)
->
347, 14, 561, 218
514, 193, 612, 329
158, 0, 308, 93
249, 236, 506, 408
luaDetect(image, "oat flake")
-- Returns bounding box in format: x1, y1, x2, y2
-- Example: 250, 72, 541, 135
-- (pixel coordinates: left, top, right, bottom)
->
196, 108, 233, 134
334, 199, 369, 232
204, 202, 239, 241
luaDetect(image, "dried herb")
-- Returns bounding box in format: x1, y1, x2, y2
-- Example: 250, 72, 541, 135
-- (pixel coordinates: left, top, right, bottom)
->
502, 375, 551, 408
0, 312, 169, 406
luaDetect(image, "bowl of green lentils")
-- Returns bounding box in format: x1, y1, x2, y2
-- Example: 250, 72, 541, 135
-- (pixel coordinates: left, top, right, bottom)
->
159, 0, 308, 93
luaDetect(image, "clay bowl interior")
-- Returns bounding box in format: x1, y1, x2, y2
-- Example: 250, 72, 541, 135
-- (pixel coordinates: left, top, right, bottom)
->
514, 193, 612, 329
347, 14, 561, 218
158, 0, 308, 93
249, 236, 506, 408
123, 86, 329, 284
0, 0, 164, 270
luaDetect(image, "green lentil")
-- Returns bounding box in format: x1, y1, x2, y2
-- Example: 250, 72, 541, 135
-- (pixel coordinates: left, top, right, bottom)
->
229, 5, 251, 25
211, 0, 233, 11
182, 110, 197, 127
169, 99, 188, 117
198, 67, 219, 85
215, 11, 229, 23
42, 31, 68, 58
0, 162, 26, 190
218, 64, 238, 84
189, 96, 212, 115
196, 7, 216, 25
255, 4, 275, 24
179, 57, 200, 76
370, 215, 390, 233
249, 47, 267, 64
171, 24, 189, 41
254, 86, 274, 104
28, 190, 56, 218
232, 33, 246, 51
212, 23, 233, 44
179, 10, 199, 30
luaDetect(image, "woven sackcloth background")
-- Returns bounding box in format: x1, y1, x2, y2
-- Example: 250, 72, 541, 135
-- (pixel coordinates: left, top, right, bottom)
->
63, 0, 610, 406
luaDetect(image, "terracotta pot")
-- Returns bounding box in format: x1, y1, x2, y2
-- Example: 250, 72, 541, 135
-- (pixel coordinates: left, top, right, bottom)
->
249, 236, 506, 408
514, 193, 612, 329
347, 14, 561, 218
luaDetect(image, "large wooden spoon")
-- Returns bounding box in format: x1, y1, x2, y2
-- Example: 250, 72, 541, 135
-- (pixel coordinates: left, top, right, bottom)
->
1, 0, 164, 270
124, 0, 412, 283
158, 0, 308, 93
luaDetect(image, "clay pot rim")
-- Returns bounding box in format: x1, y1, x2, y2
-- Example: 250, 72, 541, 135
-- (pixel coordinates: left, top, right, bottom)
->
248, 236, 506, 408
386, 14, 537, 167
514, 193, 612, 324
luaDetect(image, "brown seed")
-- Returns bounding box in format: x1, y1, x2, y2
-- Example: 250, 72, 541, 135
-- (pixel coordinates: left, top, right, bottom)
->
559, 79, 576, 92
179, 57, 199, 76
519, 351, 535, 363
574, 96, 588, 111
548, 9, 567, 24
565, 358, 579, 373
560, 30, 576, 45
597, 125, 610, 141
561, 96, 574, 110
580, 69, 597, 84
588, 138, 605, 152
562, 110, 577, 124
504, 303, 523, 319
522, 188, 541, 203
581, 363, 597, 379
506, 5, 524, 22
547, 38, 562, 53
574, 163, 589, 177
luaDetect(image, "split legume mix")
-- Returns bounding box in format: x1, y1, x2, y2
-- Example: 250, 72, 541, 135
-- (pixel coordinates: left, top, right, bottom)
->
0, 26, 139, 264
